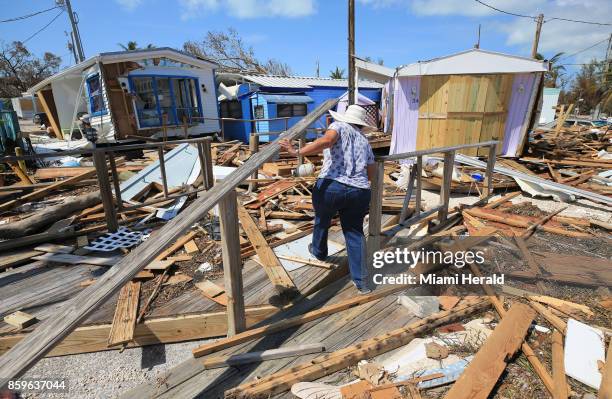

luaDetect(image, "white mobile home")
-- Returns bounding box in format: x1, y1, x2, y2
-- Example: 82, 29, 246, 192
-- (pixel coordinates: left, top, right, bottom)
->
27, 47, 220, 143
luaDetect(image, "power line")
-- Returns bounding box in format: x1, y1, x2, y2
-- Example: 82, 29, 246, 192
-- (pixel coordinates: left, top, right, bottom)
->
558, 37, 609, 61
0, 6, 60, 23
22, 10, 64, 44
474, 0, 536, 20
547, 16, 612, 26
474, 0, 612, 26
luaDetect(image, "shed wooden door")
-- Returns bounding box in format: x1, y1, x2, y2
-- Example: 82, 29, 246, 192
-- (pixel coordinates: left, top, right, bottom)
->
417, 74, 513, 155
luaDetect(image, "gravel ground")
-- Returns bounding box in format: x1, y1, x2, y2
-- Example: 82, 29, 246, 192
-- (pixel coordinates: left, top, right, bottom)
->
20, 338, 216, 399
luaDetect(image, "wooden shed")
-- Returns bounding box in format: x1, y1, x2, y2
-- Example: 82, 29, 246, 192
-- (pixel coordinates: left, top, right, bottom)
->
388, 49, 548, 157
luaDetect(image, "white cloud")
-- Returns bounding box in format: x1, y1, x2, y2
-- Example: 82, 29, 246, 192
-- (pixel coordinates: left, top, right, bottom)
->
359, 0, 611, 63
180, 0, 316, 19
115, 0, 144, 11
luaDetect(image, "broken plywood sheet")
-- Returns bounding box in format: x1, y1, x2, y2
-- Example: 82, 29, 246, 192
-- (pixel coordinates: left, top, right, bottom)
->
564, 318, 605, 389
120, 143, 201, 220
254, 234, 344, 272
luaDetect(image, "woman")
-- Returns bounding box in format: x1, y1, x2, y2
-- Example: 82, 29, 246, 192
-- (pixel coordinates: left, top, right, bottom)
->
279, 105, 376, 294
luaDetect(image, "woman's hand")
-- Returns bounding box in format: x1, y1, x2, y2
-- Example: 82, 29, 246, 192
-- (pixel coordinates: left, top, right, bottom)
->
279, 139, 297, 156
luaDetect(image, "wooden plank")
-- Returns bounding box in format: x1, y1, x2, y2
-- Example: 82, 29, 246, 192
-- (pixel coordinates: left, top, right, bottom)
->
552, 330, 568, 399
529, 301, 567, 335
107, 281, 140, 346
219, 191, 246, 335
183, 240, 199, 255
195, 280, 228, 306
0, 98, 338, 385
0, 250, 42, 271
34, 244, 75, 254
193, 284, 414, 358
32, 253, 119, 267
237, 204, 296, 293
4, 311, 37, 329
0, 168, 98, 213
444, 303, 536, 399
37, 89, 63, 140
276, 254, 336, 269
144, 259, 175, 271
155, 231, 197, 260
0, 306, 278, 358
227, 298, 490, 397
201, 343, 325, 370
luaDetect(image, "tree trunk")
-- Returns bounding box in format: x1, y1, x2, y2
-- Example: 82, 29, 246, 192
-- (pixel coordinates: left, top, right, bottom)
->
0, 191, 101, 239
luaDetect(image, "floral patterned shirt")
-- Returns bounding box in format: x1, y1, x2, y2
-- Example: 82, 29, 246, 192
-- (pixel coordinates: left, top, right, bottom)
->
318, 121, 374, 189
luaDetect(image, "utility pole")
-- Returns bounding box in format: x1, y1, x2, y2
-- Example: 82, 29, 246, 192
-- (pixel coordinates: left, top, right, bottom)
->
474, 24, 481, 49
316, 59, 320, 77
348, 0, 355, 105
531, 13, 544, 58
604, 33, 612, 86
61, 0, 85, 62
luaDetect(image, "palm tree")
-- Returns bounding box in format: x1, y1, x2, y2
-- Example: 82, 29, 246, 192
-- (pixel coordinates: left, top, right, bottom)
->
329, 66, 345, 79
118, 41, 155, 51
535, 52, 566, 88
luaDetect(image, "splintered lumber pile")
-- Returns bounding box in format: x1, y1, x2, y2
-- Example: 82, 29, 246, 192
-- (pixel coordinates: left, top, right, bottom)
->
226, 297, 490, 397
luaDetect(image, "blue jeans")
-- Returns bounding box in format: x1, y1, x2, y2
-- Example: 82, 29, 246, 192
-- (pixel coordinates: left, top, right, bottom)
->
311, 178, 371, 290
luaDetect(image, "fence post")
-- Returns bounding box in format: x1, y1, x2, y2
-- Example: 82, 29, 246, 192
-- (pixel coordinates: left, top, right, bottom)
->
437, 150, 455, 223
483, 143, 497, 199
92, 150, 119, 232
248, 133, 259, 192
218, 189, 246, 335
366, 161, 384, 282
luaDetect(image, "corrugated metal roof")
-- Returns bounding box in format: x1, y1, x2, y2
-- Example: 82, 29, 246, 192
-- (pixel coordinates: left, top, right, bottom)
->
260, 94, 314, 104
239, 74, 383, 89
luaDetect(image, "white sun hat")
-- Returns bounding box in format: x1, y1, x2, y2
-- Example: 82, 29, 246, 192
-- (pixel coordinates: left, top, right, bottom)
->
329, 104, 376, 129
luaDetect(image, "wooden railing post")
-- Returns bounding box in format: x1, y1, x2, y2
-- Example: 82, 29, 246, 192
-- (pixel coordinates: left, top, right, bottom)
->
483, 143, 497, 199
157, 146, 169, 198
92, 150, 119, 232
197, 139, 214, 190
367, 161, 384, 277
415, 156, 422, 217
297, 134, 306, 166
218, 189, 246, 336
248, 133, 259, 192
108, 152, 123, 211
437, 150, 455, 223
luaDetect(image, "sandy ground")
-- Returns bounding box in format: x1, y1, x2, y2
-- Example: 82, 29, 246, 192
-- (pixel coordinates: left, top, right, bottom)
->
13, 188, 612, 398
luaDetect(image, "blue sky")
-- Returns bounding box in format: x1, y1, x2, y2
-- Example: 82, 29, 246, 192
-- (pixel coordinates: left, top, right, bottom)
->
1, 0, 610, 82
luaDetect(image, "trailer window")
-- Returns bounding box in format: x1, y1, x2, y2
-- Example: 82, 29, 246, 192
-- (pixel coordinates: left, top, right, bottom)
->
277, 103, 307, 117
130, 75, 202, 129
86, 74, 107, 116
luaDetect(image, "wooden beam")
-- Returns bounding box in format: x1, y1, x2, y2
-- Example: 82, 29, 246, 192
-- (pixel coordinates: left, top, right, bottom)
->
552, 330, 568, 399
0, 306, 278, 358
36, 89, 63, 140
443, 303, 536, 399
237, 204, 297, 294
107, 281, 140, 347
438, 151, 455, 222
202, 343, 325, 370
0, 98, 339, 384
219, 191, 246, 335
193, 284, 414, 358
